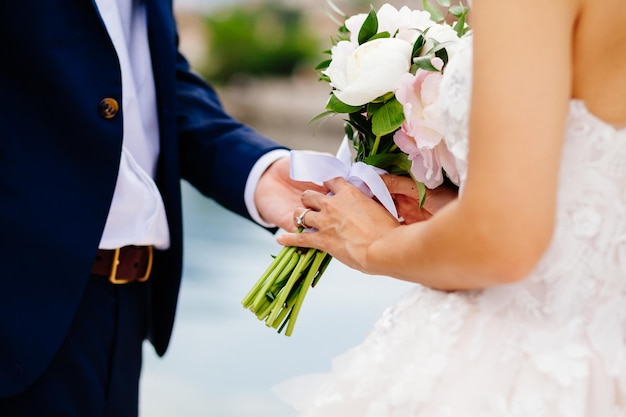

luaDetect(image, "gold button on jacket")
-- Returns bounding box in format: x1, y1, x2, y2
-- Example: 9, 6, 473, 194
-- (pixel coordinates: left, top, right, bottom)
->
99, 98, 119, 119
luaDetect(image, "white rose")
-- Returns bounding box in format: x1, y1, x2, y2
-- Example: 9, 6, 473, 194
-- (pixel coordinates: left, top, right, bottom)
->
345, 12, 368, 44
345, 4, 404, 44
346, 4, 435, 46
375, 4, 403, 37
395, 6, 437, 44
324, 41, 357, 92
326, 37, 412, 106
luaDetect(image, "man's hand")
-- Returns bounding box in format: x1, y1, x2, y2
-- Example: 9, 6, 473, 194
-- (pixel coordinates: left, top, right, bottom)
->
254, 156, 327, 232
382, 175, 458, 224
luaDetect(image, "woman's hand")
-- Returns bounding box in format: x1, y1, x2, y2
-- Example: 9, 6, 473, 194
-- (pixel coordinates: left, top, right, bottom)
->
277, 177, 401, 272
276, 175, 459, 271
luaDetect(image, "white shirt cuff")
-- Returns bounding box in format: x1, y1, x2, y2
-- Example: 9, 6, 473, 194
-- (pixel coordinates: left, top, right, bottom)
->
244, 149, 291, 228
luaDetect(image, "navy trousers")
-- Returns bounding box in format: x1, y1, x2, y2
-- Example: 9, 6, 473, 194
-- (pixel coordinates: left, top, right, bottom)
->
0, 275, 150, 417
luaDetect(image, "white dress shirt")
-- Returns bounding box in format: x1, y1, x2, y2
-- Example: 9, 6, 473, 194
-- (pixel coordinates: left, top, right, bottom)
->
94, 0, 285, 250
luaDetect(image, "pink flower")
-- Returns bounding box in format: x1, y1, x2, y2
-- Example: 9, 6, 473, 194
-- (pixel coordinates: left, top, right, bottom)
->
393, 60, 459, 188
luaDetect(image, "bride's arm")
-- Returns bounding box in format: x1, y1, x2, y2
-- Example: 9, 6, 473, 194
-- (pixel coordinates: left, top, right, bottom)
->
278, 0, 579, 291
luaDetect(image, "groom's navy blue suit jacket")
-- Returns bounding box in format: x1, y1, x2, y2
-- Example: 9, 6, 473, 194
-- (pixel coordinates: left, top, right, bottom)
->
0, 0, 284, 397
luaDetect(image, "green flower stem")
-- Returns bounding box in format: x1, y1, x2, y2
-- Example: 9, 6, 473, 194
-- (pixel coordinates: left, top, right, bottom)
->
284, 250, 328, 336
241, 245, 296, 308
407, 170, 427, 208
243, 231, 334, 335
254, 295, 278, 321
253, 262, 298, 321
266, 248, 316, 326
254, 251, 300, 312
270, 282, 303, 330
276, 309, 294, 334
249, 248, 298, 312
371, 134, 381, 156
311, 252, 333, 288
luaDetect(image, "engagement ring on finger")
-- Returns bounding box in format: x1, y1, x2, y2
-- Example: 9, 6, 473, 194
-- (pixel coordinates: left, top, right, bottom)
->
295, 208, 312, 229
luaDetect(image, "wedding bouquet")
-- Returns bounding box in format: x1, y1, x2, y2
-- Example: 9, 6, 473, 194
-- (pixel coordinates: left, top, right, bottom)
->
242, 0, 470, 336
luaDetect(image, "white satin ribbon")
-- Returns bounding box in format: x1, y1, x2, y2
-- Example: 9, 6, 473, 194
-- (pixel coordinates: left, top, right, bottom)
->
290, 137, 399, 220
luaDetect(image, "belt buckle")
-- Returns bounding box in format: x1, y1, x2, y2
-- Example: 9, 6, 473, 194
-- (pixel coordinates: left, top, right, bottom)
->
109, 246, 153, 284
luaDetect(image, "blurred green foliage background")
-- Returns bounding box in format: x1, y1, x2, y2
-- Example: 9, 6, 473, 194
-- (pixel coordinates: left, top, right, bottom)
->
199, 0, 322, 84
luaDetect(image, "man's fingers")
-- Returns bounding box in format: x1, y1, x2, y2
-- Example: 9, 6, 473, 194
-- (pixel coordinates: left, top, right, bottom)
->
382, 175, 420, 199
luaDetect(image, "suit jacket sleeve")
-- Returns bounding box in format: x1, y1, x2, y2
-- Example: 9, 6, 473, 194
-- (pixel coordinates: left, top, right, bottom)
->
173, 51, 287, 220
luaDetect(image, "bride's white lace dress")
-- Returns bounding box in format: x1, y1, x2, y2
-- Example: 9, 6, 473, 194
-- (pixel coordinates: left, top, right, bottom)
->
274, 36, 626, 417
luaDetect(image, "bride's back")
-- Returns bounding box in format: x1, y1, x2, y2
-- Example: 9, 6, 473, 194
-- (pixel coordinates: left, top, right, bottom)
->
573, 0, 626, 125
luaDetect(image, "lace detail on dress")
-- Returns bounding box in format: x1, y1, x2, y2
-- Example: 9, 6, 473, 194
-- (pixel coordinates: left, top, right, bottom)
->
274, 35, 626, 417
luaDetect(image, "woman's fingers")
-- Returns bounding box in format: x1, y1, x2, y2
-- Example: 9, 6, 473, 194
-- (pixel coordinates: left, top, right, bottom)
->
296, 178, 352, 229
280, 177, 404, 271
300, 188, 328, 210
323, 177, 354, 195
277, 229, 317, 248
293, 207, 317, 230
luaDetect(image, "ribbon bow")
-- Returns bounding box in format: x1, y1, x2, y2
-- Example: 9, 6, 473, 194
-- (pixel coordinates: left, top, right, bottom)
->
289, 137, 398, 220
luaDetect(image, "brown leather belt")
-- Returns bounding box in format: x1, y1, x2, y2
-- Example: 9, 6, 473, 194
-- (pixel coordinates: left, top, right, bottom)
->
91, 246, 154, 284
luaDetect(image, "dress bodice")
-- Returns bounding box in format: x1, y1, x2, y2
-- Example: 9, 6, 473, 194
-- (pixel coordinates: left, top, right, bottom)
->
436, 35, 626, 378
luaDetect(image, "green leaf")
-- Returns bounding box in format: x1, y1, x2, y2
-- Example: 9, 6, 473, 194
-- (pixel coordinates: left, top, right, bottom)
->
344, 122, 355, 139
417, 181, 426, 208
358, 7, 378, 44
318, 73, 331, 83
347, 112, 372, 137
422, 0, 444, 22
326, 93, 363, 114
364, 152, 412, 173
449, 5, 468, 17
370, 91, 395, 104
368, 31, 391, 41
413, 55, 441, 72
308, 109, 335, 125
453, 15, 467, 37
411, 32, 426, 58
450, 5, 470, 37
425, 40, 452, 66
437, 0, 451, 7
315, 59, 332, 71
369, 98, 405, 137
337, 24, 350, 41
425, 40, 448, 55
434, 46, 449, 66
